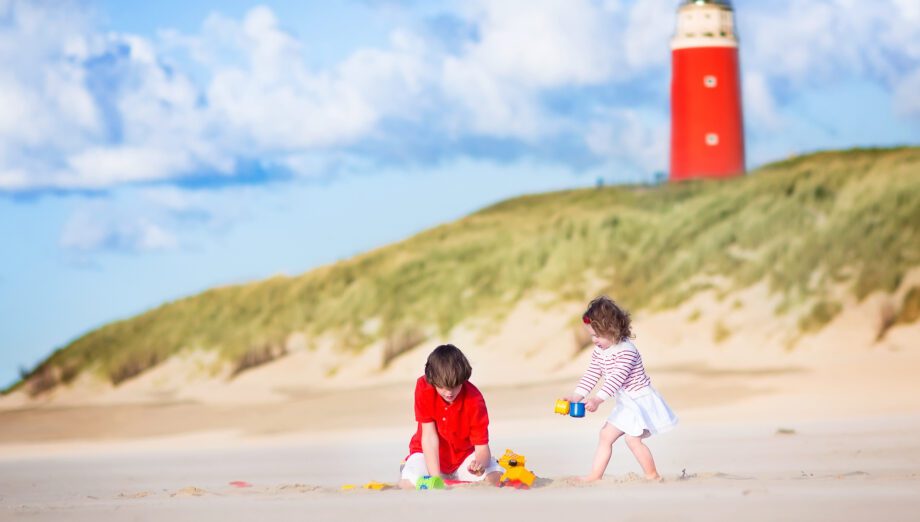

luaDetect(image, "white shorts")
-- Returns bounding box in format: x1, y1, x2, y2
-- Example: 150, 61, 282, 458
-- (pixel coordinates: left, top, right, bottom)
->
400, 452, 503, 484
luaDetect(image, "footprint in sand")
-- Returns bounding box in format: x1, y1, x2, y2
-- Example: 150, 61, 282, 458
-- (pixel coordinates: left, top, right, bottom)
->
680, 471, 754, 481
554, 474, 661, 487
172, 487, 209, 497
835, 471, 870, 479
711, 472, 754, 480
277, 484, 324, 493
117, 491, 151, 499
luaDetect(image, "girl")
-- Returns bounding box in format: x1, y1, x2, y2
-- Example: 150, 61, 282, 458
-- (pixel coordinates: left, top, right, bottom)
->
561, 296, 677, 481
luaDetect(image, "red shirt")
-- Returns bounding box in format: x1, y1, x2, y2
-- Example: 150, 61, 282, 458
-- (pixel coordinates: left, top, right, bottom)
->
407, 376, 490, 474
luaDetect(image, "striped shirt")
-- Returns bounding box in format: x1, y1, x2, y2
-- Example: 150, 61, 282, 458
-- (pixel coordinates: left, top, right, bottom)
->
574, 340, 651, 401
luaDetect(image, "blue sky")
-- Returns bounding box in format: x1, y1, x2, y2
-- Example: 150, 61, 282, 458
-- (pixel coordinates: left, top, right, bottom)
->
1, 0, 918, 388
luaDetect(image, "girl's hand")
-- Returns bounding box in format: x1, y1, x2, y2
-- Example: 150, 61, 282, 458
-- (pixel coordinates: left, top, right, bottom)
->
561, 394, 583, 403
585, 397, 603, 412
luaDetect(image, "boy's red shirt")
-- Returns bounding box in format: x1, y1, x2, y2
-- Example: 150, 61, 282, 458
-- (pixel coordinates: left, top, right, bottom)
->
407, 376, 490, 474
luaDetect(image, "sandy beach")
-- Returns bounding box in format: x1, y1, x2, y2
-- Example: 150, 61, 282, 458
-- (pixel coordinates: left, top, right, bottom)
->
2, 413, 919, 521
2, 292, 919, 521
3, 363, 920, 520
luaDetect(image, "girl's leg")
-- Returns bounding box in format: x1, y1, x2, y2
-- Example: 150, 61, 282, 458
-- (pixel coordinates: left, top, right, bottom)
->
624, 431, 660, 480
581, 422, 624, 481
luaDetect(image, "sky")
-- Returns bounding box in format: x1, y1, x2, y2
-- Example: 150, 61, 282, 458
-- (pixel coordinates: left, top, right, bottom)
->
1, 0, 918, 389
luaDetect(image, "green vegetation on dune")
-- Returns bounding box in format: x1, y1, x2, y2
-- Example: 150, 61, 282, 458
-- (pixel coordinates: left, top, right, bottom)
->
12, 147, 920, 395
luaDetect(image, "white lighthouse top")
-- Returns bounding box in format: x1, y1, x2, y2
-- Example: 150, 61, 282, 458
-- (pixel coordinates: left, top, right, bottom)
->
672, 0, 738, 50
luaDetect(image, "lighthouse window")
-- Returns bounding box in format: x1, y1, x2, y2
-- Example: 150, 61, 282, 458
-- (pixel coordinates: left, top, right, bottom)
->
704, 75, 717, 88
705, 133, 719, 146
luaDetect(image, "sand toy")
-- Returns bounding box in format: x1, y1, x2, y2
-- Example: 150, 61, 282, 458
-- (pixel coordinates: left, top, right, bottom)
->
415, 475, 446, 490
554, 399, 585, 418
497, 449, 536, 489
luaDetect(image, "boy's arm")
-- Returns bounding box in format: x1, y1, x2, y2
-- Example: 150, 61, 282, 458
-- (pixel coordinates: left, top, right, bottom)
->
420, 421, 441, 477
468, 444, 492, 475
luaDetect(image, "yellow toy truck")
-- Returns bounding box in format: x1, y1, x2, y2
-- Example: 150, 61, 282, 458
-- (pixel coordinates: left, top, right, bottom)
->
497, 449, 536, 489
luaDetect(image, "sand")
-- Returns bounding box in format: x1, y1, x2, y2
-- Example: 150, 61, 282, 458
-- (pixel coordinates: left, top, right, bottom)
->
2, 408, 919, 521
2, 287, 920, 521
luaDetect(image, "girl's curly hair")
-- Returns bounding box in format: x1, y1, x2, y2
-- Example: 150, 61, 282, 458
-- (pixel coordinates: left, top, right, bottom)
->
582, 296, 632, 342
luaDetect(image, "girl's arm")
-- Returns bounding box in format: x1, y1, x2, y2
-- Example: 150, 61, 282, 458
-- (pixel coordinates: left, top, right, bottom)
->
420, 421, 441, 477
573, 350, 603, 399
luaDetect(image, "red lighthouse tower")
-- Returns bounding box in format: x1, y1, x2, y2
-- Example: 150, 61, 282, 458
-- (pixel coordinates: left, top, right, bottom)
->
670, 0, 745, 181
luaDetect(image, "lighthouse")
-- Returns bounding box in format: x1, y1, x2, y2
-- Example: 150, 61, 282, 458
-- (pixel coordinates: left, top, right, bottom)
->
670, 0, 745, 180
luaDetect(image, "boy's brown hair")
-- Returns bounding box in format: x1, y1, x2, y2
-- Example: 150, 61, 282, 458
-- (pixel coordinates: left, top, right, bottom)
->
582, 296, 633, 342
424, 344, 472, 388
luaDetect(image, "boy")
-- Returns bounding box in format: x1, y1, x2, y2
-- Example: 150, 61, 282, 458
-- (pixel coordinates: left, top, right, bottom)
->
399, 344, 503, 489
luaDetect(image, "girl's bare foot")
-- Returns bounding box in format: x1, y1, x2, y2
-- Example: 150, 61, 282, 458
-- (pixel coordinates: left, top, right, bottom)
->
645, 473, 662, 482
576, 475, 601, 483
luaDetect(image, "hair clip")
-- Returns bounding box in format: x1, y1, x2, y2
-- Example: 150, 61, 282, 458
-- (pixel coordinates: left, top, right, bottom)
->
582, 315, 591, 324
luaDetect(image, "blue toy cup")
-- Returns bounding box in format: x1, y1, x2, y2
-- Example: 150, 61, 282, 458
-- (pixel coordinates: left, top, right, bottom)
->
569, 402, 585, 417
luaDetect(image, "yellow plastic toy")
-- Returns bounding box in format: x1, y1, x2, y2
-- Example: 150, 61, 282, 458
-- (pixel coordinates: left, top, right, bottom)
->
497, 449, 536, 489
554, 399, 570, 415
341, 481, 393, 491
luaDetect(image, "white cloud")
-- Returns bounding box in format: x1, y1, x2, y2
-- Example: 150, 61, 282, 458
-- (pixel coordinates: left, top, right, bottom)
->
742, 0, 920, 88
0, 2, 102, 164
894, 68, 920, 120
0, 168, 28, 190
0, 1, 229, 190
441, 58, 546, 139
196, 7, 429, 152
460, 0, 619, 88
59, 206, 178, 253
65, 146, 195, 188
0, 0, 917, 194
743, 70, 784, 131
139, 186, 243, 230
0, 2, 429, 190
439, 0, 624, 139
56, 185, 257, 256
622, 0, 674, 71
584, 108, 668, 173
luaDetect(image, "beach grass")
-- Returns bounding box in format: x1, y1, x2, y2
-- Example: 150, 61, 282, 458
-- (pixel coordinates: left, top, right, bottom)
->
9, 146, 919, 395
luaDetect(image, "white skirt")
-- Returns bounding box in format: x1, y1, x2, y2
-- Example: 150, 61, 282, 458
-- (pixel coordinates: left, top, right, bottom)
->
606, 385, 678, 437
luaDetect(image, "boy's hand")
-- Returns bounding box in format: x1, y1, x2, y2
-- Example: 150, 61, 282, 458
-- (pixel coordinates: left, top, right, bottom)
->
585, 396, 604, 412
467, 459, 485, 476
